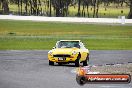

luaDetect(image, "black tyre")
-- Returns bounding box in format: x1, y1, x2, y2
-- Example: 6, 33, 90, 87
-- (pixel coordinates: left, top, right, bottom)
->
75, 54, 81, 67
83, 60, 87, 66
76, 75, 86, 85
49, 60, 54, 65
83, 54, 89, 66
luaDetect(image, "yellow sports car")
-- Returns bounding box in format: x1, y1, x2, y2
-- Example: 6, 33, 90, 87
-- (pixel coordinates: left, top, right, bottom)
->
48, 40, 89, 67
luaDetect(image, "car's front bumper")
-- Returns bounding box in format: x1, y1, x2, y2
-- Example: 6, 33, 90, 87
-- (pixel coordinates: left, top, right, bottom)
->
48, 54, 78, 63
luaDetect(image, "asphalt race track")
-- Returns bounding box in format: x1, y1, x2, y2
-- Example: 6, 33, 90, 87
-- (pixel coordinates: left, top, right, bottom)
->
0, 50, 132, 88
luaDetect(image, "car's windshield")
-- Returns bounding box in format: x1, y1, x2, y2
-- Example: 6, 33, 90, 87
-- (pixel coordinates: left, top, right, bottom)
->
57, 41, 80, 48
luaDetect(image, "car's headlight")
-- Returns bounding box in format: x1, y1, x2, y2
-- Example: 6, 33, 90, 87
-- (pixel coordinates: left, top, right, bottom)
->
48, 51, 53, 55
72, 51, 77, 55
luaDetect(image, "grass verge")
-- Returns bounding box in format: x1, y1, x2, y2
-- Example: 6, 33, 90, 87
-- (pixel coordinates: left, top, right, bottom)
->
0, 20, 132, 50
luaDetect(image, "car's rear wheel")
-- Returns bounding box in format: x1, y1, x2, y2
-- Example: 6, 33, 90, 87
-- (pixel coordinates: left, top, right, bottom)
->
75, 54, 81, 67
83, 54, 89, 66
49, 60, 54, 65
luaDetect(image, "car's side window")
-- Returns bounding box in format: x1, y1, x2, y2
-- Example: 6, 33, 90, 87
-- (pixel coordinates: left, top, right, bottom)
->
74, 43, 80, 48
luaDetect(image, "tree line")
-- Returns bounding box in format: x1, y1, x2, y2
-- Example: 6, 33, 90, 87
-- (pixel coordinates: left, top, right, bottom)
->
0, 0, 132, 18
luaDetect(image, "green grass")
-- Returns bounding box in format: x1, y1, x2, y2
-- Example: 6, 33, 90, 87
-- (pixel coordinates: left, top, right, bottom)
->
0, 20, 132, 50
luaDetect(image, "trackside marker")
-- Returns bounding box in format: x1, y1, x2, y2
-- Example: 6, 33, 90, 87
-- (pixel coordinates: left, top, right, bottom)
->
76, 66, 131, 85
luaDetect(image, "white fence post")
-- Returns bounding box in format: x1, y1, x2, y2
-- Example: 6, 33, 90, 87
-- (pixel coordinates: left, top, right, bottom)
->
121, 16, 125, 24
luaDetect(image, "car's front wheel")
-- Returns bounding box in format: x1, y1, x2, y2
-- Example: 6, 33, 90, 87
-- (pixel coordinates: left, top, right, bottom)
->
83, 54, 89, 66
83, 59, 88, 66
75, 54, 81, 67
49, 60, 54, 65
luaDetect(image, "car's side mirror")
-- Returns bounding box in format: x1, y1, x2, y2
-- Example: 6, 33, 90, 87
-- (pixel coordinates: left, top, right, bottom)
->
53, 47, 56, 49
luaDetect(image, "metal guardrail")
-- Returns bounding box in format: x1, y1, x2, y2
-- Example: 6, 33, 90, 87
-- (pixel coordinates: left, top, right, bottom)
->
0, 15, 132, 24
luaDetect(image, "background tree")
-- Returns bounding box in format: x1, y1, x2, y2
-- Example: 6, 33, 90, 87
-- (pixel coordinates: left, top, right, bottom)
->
1, 0, 9, 14
77, 0, 81, 16
92, 0, 101, 18
0, 0, 131, 18
18, 0, 20, 15
0, 0, 2, 10
83, 0, 92, 17
24, 0, 28, 15
127, 0, 132, 18
51, 0, 72, 17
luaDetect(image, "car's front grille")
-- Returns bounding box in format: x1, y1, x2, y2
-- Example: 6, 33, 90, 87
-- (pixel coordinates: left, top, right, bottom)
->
53, 54, 70, 58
